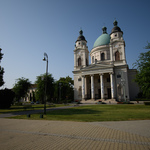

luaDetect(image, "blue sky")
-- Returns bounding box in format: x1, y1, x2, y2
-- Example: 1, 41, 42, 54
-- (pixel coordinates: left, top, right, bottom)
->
0, 0, 150, 89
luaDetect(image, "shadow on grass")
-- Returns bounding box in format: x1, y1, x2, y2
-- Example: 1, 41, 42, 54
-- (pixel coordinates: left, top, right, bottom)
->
47, 108, 101, 116
0, 105, 54, 114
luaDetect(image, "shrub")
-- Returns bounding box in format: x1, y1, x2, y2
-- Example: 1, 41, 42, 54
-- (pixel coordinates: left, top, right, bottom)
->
0, 88, 15, 109
117, 102, 134, 104
117, 102, 123, 104
135, 98, 150, 101
14, 102, 23, 106
144, 102, 150, 105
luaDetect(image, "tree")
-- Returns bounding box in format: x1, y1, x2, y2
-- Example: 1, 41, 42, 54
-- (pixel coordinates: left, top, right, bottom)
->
13, 77, 31, 101
133, 42, 150, 98
35, 73, 54, 103
0, 48, 4, 87
0, 88, 15, 108
54, 76, 74, 103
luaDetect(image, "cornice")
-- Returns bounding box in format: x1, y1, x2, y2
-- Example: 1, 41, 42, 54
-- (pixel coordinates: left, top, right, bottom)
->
90, 45, 109, 55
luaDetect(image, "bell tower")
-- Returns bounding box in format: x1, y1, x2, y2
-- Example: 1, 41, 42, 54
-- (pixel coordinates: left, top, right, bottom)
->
74, 30, 89, 70
110, 20, 126, 65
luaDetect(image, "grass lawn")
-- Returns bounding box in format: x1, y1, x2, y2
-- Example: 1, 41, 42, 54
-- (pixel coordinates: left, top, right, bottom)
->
11, 104, 150, 122
0, 104, 69, 114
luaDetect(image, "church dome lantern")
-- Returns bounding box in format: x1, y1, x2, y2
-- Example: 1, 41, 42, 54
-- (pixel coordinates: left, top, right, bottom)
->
93, 26, 110, 48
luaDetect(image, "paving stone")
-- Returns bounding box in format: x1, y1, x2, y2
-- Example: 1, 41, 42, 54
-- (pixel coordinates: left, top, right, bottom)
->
0, 118, 150, 150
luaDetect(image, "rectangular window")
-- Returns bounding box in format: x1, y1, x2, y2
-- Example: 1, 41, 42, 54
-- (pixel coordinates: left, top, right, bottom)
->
78, 78, 82, 81
92, 56, 94, 63
117, 75, 121, 78
107, 77, 110, 82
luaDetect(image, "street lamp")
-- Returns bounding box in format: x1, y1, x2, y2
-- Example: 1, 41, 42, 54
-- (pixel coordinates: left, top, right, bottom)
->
59, 82, 62, 103
43, 53, 48, 114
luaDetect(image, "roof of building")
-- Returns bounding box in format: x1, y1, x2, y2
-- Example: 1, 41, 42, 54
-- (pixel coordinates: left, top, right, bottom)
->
111, 20, 123, 34
93, 26, 110, 48
29, 84, 37, 89
76, 30, 87, 42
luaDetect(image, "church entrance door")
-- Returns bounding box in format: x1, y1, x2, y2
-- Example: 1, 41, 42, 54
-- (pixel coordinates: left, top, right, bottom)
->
107, 88, 111, 99
89, 89, 91, 99
98, 89, 101, 99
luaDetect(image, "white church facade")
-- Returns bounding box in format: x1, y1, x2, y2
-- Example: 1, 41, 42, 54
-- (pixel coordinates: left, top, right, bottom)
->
73, 20, 139, 102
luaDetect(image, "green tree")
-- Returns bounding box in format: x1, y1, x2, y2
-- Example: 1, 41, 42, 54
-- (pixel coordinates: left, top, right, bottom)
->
0, 88, 15, 108
133, 42, 150, 98
0, 48, 4, 87
35, 73, 54, 103
13, 77, 31, 101
55, 76, 74, 103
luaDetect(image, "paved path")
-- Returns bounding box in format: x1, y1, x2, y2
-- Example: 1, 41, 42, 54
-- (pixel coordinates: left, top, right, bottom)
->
0, 118, 150, 150
0, 105, 75, 118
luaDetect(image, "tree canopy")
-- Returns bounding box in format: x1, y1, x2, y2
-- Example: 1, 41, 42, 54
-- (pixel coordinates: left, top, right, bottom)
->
13, 77, 31, 101
35, 73, 54, 103
55, 76, 74, 103
133, 42, 150, 98
0, 48, 4, 87
0, 88, 15, 108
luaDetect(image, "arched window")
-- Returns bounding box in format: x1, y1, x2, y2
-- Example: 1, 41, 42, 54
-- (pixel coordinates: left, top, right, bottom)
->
101, 53, 105, 61
78, 57, 81, 66
115, 51, 120, 61
78, 86, 82, 97
86, 59, 88, 66
92, 56, 94, 63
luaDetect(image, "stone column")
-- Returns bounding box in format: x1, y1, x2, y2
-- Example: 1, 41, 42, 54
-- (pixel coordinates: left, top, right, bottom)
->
82, 76, 85, 100
100, 74, 104, 99
110, 72, 114, 99
91, 75, 94, 99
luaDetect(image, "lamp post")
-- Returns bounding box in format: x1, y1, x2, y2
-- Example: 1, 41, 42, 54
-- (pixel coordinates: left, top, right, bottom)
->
59, 82, 62, 103
43, 53, 48, 114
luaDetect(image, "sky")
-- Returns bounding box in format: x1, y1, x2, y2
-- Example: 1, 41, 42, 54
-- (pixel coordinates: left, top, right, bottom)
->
0, 0, 150, 89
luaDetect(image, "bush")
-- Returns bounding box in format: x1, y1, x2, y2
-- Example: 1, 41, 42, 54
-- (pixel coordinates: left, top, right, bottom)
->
135, 98, 150, 101
14, 102, 23, 106
117, 102, 134, 104
144, 102, 150, 105
117, 102, 123, 104
0, 88, 15, 109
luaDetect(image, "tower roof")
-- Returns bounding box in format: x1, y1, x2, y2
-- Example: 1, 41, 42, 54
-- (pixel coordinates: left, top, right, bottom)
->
111, 20, 123, 34
76, 30, 87, 42
93, 26, 110, 48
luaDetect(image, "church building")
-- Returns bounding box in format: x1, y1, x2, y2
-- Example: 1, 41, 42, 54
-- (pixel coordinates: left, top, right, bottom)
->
73, 20, 139, 102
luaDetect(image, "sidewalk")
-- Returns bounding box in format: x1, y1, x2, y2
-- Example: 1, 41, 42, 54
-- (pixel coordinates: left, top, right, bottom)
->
0, 118, 150, 150
0, 105, 75, 118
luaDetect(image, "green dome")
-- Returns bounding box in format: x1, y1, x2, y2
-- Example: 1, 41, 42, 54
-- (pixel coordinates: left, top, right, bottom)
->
93, 27, 110, 48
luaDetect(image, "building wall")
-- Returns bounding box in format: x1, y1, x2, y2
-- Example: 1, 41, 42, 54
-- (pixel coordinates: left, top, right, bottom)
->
74, 74, 82, 100
114, 66, 130, 101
